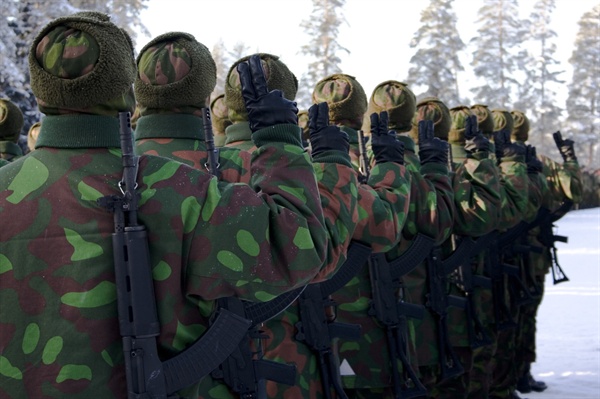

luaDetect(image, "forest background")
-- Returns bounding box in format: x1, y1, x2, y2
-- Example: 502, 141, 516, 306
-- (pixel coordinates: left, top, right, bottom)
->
1, 0, 598, 169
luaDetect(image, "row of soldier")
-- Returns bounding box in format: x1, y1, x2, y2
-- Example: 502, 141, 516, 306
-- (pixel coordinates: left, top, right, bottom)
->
0, 11, 583, 399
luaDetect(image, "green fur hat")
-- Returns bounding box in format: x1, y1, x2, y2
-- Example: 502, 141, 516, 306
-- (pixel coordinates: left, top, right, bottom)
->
135, 32, 216, 115
448, 105, 474, 145
471, 104, 494, 137
297, 110, 310, 142
29, 11, 136, 116
225, 53, 298, 123
492, 109, 514, 134
312, 74, 367, 130
362, 80, 416, 134
510, 110, 529, 142
411, 96, 451, 141
210, 93, 232, 141
0, 99, 24, 142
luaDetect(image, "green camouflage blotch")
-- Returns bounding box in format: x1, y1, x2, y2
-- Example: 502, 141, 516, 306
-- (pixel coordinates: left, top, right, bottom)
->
101, 350, 113, 367
236, 230, 260, 256
109, 148, 120, 157
143, 162, 180, 188
299, 374, 309, 390
0, 356, 22, 380
209, 384, 232, 396
279, 185, 307, 203
293, 226, 314, 250
284, 143, 304, 154
201, 178, 219, 221
61, 281, 117, 308
427, 190, 437, 209
173, 321, 203, 351
56, 364, 92, 383
22, 323, 40, 355
236, 280, 249, 287
77, 181, 103, 202
313, 166, 324, 180
254, 291, 276, 302
7, 157, 49, 204
217, 250, 243, 272
42, 336, 63, 364
338, 297, 369, 312
340, 341, 360, 352
0, 254, 13, 274
152, 261, 172, 281
181, 196, 201, 234
64, 227, 103, 261
350, 183, 358, 197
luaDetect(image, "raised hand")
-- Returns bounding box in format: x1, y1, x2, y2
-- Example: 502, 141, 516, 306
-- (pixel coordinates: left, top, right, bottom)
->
464, 114, 490, 154
553, 131, 577, 162
370, 111, 404, 165
237, 54, 298, 132
526, 145, 544, 174
308, 102, 349, 158
418, 119, 448, 165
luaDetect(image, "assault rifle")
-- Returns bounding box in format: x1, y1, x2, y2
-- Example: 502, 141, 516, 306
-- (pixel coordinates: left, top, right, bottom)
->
202, 107, 220, 178
357, 130, 370, 184
99, 112, 250, 398
295, 243, 372, 399
368, 234, 435, 398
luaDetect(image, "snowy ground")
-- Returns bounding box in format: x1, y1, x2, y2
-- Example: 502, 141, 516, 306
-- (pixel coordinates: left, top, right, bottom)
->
526, 207, 600, 399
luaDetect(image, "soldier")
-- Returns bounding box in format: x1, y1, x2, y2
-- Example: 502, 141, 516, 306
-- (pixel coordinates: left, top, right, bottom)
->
510, 110, 583, 396
210, 93, 231, 147
332, 82, 456, 399
0, 98, 24, 163
133, 32, 252, 184
0, 12, 330, 398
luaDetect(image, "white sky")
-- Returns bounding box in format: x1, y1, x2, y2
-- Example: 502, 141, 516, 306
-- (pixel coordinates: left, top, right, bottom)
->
137, 0, 598, 104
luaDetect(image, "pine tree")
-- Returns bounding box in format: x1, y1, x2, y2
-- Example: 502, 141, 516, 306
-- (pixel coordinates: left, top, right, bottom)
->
298, 0, 349, 109
470, 0, 526, 109
515, 0, 565, 155
211, 39, 229, 98
405, 0, 465, 105
565, 4, 600, 168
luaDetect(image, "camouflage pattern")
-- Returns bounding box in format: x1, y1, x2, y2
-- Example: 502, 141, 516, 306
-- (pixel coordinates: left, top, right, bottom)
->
410, 97, 452, 142
210, 94, 231, 147
312, 74, 367, 130
0, 113, 333, 398
29, 13, 136, 116
0, 158, 9, 168
362, 80, 416, 134
134, 114, 252, 184
262, 124, 411, 398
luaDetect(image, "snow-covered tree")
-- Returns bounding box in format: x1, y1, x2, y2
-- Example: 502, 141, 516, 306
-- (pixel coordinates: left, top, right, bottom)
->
405, 0, 465, 106
298, 0, 349, 108
565, 4, 600, 168
211, 39, 229, 97
470, 0, 527, 109
228, 41, 251, 64
515, 0, 565, 155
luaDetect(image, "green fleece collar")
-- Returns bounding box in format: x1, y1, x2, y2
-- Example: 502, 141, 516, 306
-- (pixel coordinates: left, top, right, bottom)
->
134, 114, 205, 141
451, 143, 468, 163
36, 115, 120, 148
0, 141, 23, 157
339, 126, 359, 145
225, 122, 252, 144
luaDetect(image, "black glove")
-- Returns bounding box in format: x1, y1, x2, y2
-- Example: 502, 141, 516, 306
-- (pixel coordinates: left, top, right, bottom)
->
237, 54, 298, 132
492, 128, 525, 161
553, 131, 577, 162
308, 102, 349, 158
464, 114, 490, 155
526, 145, 544, 174
418, 119, 448, 165
370, 111, 404, 164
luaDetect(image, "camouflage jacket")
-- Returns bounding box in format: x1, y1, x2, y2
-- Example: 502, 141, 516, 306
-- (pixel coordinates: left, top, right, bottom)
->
0, 158, 9, 168
0, 114, 329, 399
262, 127, 411, 398
0, 141, 24, 162
134, 113, 252, 184
336, 135, 455, 388
223, 122, 258, 153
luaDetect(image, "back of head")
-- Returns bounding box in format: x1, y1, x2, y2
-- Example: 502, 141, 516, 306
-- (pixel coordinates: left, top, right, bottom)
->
135, 32, 216, 116
0, 99, 24, 143
362, 80, 416, 134
312, 73, 367, 130
449, 105, 474, 145
470, 104, 494, 137
510, 110, 529, 142
225, 53, 298, 123
411, 96, 451, 142
29, 11, 136, 116
491, 109, 514, 134
210, 93, 231, 145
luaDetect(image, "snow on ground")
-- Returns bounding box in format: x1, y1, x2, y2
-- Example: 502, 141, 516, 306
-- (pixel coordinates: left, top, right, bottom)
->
526, 207, 600, 399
